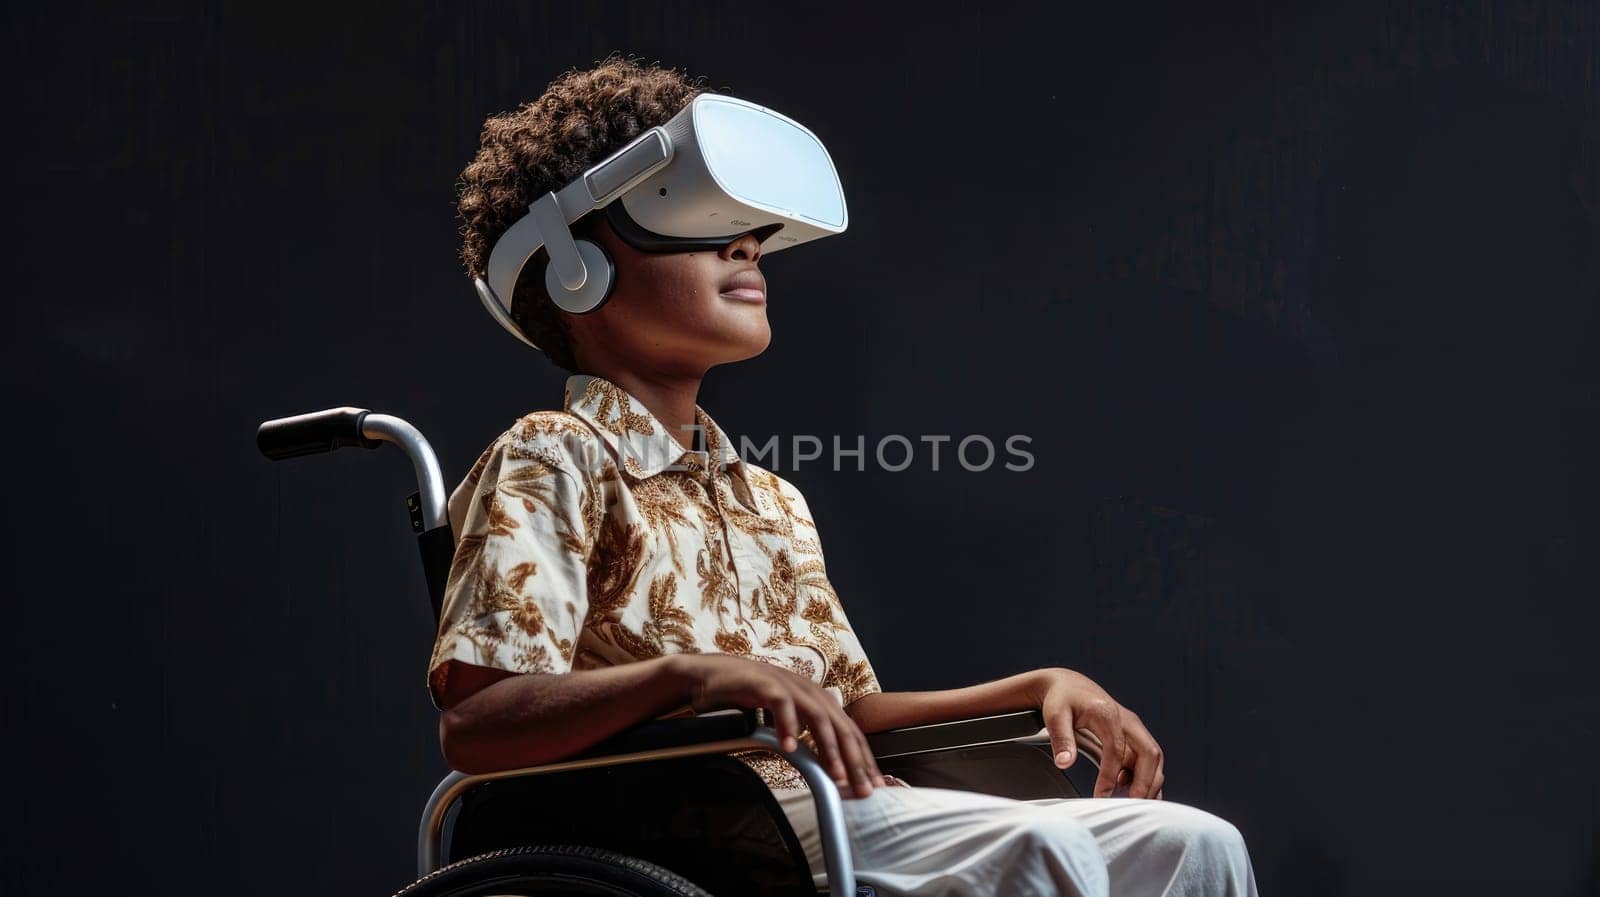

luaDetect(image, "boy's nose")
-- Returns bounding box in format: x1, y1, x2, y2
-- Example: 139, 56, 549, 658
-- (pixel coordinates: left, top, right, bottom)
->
721, 230, 764, 262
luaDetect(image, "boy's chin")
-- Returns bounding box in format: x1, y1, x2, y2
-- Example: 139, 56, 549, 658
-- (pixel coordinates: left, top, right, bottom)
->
707, 334, 772, 366
717, 343, 771, 365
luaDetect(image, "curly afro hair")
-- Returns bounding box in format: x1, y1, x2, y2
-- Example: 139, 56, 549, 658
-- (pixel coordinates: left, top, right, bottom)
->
455, 54, 710, 371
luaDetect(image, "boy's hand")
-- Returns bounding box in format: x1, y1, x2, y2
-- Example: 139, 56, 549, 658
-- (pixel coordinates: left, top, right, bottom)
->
1028, 667, 1166, 800
671, 653, 886, 798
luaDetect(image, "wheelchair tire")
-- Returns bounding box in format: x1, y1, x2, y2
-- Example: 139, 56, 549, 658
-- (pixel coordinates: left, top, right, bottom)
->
394, 844, 715, 897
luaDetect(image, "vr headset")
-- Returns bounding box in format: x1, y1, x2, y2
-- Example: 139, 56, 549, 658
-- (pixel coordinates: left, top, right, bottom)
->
474, 92, 850, 350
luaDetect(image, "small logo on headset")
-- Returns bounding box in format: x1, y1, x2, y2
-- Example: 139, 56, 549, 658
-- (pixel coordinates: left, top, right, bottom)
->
729, 218, 752, 226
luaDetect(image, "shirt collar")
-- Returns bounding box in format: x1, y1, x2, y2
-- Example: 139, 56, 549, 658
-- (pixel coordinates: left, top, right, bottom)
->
563, 373, 743, 481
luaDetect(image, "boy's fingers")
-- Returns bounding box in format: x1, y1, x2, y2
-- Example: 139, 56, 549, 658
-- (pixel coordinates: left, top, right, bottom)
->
834, 714, 874, 797
849, 710, 885, 785
1092, 724, 1126, 798
1047, 709, 1077, 767
1120, 714, 1164, 799
807, 713, 847, 782
1128, 741, 1161, 799
842, 715, 885, 789
769, 694, 800, 753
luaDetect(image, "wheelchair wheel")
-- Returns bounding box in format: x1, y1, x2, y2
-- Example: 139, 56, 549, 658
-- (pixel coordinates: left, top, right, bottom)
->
395, 844, 714, 897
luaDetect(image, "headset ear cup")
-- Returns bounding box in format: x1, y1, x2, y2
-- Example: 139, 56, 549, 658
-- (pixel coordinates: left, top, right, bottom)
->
545, 239, 616, 314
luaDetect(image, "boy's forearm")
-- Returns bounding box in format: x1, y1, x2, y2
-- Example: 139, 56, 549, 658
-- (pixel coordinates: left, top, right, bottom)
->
440, 655, 692, 774
845, 669, 1052, 734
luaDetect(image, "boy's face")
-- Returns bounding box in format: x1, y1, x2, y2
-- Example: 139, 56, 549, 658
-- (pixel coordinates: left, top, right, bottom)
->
563, 217, 771, 375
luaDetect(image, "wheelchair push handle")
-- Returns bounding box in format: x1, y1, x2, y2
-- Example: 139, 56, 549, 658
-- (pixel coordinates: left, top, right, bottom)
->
257, 406, 453, 619
254, 407, 447, 529
256, 407, 383, 460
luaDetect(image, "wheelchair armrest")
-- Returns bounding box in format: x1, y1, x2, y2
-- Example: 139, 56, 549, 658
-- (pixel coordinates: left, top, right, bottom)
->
568, 708, 762, 760
420, 708, 860, 892
867, 710, 1048, 759
867, 712, 1107, 802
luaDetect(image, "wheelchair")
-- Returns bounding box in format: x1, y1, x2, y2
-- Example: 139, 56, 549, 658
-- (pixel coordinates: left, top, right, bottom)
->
258, 406, 1106, 896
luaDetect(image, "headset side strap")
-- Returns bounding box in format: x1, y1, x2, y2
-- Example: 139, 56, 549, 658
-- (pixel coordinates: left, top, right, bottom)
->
530, 192, 588, 292
473, 277, 539, 348
482, 210, 548, 314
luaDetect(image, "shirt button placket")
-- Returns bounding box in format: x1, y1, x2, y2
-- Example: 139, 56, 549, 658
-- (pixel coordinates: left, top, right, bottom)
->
706, 465, 747, 624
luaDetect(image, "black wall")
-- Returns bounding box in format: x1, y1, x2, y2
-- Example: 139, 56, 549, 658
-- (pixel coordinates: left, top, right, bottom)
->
5, 2, 1597, 894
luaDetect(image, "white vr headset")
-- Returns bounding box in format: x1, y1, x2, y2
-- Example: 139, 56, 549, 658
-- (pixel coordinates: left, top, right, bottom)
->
474, 92, 850, 350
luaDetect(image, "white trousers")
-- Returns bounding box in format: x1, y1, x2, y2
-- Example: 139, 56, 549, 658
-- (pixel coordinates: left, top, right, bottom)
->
773, 784, 1261, 897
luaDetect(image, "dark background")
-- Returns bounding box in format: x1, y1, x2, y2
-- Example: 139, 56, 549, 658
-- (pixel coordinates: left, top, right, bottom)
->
5, 1, 1597, 894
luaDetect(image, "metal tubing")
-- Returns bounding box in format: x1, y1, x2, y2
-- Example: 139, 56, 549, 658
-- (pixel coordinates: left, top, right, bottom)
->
750, 728, 856, 895
414, 726, 857, 894
360, 413, 448, 531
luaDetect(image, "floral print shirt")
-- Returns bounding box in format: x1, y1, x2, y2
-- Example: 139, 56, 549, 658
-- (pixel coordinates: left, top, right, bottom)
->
427, 373, 882, 790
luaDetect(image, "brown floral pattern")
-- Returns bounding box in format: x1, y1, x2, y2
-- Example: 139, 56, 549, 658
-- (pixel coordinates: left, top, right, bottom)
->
428, 374, 882, 791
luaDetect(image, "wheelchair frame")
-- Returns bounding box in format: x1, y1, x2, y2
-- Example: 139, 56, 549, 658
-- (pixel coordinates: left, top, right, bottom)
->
259, 406, 1101, 896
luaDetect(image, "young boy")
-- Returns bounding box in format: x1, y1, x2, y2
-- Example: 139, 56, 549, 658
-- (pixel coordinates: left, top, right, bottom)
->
429, 55, 1260, 897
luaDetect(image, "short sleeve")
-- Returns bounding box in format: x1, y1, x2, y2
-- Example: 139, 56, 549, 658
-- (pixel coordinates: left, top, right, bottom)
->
426, 412, 603, 709
774, 475, 883, 708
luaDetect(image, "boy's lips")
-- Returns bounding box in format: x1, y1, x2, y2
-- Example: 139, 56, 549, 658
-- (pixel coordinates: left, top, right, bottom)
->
720, 269, 766, 303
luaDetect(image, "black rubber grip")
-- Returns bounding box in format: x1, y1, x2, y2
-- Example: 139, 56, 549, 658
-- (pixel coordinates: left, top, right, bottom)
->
256, 407, 381, 460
